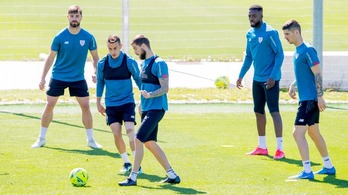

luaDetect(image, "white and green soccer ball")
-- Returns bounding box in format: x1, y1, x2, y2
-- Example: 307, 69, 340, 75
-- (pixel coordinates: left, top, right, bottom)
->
69, 168, 89, 187
215, 76, 230, 89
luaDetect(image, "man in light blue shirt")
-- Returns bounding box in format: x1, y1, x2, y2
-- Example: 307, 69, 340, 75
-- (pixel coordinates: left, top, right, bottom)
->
32, 5, 102, 149
283, 19, 335, 179
236, 5, 285, 160
96, 34, 141, 173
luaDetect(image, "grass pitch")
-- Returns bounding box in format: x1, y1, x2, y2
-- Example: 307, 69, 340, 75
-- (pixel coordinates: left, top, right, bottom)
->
0, 103, 347, 194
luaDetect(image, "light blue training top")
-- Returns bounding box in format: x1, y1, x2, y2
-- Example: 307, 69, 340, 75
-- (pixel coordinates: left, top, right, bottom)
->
96, 51, 141, 107
51, 28, 97, 82
294, 42, 320, 101
140, 56, 169, 112
239, 22, 284, 82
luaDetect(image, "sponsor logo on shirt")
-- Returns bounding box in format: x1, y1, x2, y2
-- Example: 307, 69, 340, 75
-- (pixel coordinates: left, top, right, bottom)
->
80, 40, 85, 46
64, 41, 69, 44
295, 53, 299, 59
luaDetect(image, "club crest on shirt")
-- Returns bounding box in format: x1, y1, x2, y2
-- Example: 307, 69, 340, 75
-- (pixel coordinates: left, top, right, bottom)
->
80, 40, 85, 46
295, 53, 299, 59
258, 37, 263, 43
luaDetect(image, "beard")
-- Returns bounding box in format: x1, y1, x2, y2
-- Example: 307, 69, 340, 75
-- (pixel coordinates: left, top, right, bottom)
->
70, 21, 80, 28
250, 20, 261, 28
139, 50, 146, 60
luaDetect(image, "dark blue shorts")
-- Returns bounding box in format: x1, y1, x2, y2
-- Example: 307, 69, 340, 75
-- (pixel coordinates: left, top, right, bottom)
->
295, 100, 320, 126
252, 80, 280, 114
46, 78, 89, 97
136, 109, 165, 142
105, 103, 136, 125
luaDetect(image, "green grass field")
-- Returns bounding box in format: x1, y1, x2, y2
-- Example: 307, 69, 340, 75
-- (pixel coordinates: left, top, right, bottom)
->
0, 0, 347, 61
1, 102, 347, 194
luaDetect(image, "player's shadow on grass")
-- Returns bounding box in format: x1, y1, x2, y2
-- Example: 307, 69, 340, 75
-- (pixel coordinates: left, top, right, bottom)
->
0, 110, 166, 144
44, 146, 119, 158
263, 155, 321, 166
136, 173, 207, 194
310, 175, 348, 188
0, 110, 110, 133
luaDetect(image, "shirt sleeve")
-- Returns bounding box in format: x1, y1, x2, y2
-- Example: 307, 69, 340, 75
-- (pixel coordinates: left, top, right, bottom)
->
269, 30, 284, 80
128, 58, 142, 89
96, 58, 106, 97
239, 36, 253, 79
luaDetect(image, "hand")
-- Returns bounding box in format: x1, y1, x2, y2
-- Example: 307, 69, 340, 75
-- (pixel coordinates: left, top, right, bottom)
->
140, 90, 150, 99
92, 74, 97, 83
96, 103, 106, 116
288, 83, 297, 99
264, 78, 275, 90
236, 78, 243, 89
317, 96, 326, 112
39, 80, 46, 91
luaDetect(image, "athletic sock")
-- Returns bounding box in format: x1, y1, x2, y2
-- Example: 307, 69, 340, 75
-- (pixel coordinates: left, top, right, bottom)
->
258, 136, 267, 149
86, 128, 94, 141
39, 127, 48, 139
322, 156, 333, 169
303, 160, 312, 173
166, 168, 177, 179
276, 137, 283, 150
129, 171, 138, 181
120, 152, 131, 164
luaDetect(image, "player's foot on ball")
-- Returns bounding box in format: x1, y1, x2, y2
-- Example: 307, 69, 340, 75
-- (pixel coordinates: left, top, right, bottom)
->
118, 178, 137, 186
31, 138, 46, 148
160, 176, 181, 184
246, 147, 268, 155
87, 140, 102, 149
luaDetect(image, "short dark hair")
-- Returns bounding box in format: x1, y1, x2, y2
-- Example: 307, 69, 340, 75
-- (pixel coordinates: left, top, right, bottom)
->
249, 4, 263, 12
107, 34, 121, 44
68, 5, 82, 16
282, 19, 301, 34
131, 34, 151, 48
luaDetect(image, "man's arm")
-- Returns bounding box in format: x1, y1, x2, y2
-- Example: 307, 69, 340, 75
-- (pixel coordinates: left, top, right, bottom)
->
39, 50, 57, 91
311, 64, 326, 111
90, 49, 99, 83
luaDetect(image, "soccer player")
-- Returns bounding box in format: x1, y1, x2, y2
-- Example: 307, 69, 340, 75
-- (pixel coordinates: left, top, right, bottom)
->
236, 4, 285, 159
118, 35, 180, 186
96, 34, 141, 173
282, 19, 336, 179
31, 5, 102, 149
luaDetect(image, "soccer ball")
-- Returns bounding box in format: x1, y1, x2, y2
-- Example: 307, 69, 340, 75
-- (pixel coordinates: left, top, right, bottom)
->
215, 76, 230, 89
69, 168, 89, 187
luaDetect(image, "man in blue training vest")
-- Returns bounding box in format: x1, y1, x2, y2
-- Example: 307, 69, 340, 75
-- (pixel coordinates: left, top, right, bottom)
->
118, 34, 180, 186
32, 5, 102, 149
236, 4, 285, 159
282, 19, 336, 179
96, 34, 141, 173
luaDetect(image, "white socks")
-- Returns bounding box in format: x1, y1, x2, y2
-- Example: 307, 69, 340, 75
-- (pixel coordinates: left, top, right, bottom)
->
39, 127, 48, 139
86, 128, 94, 141
276, 137, 283, 150
303, 160, 312, 173
121, 152, 131, 164
323, 156, 333, 168
258, 136, 267, 149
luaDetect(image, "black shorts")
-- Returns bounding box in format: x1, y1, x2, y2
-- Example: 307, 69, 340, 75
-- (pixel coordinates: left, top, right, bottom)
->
46, 79, 89, 97
295, 100, 320, 126
105, 103, 136, 125
252, 80, 280, 114
136, 109, 165, 143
